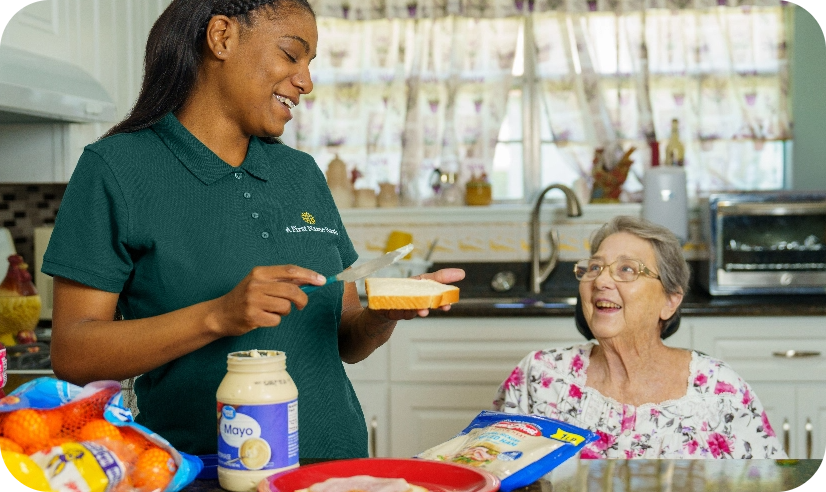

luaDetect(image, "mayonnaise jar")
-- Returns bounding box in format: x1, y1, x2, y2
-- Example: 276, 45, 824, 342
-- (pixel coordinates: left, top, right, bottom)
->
216, 350, 299, 492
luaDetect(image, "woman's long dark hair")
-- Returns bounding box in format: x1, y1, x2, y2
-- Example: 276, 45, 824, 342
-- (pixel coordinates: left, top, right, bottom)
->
102, 0, 314, 140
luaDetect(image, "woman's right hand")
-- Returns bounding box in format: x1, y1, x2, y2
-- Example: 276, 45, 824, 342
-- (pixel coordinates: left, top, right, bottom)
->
210, 265, 327, 337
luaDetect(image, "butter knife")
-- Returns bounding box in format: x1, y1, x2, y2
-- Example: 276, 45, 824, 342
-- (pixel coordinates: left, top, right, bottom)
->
301, 243, 414, 293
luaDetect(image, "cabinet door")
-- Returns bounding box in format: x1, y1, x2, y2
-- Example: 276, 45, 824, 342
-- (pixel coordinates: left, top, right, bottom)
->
796, 384, 826, 460
389, 383, 496, 458
349, 381, 389, 458
390, 318, 584, 384
748, 382, 798, 458
690, 317, 826, 382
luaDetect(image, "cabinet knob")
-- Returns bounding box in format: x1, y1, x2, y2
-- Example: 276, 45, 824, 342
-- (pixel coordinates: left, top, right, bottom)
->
772, 350, 821, 358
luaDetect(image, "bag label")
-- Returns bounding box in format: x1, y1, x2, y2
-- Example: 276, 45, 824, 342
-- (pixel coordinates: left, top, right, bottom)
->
217, 399, 298, 471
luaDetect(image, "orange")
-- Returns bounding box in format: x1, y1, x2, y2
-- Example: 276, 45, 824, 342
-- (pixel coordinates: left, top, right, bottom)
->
60, 401, 91, 436
3, 409, 50, 449
26, 436, 72, 455
120, 427, 149, 454
79, 419, 122, 442
0, 436, 23, 453
37, 409, 64, 437
132, 447, 176, 491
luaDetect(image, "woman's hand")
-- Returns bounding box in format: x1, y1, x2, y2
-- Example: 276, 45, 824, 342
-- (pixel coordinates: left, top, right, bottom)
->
209, 265, 327, 337
369, 267, 466, 321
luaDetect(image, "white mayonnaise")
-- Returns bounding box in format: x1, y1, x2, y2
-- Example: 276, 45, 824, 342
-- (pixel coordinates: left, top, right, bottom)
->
216, 350, 299, 492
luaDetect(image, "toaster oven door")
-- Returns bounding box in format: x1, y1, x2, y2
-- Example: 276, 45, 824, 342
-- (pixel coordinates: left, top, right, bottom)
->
712, 201, 826, 293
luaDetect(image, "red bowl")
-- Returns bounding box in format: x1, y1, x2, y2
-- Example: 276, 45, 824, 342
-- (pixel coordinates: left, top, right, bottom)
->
259, 458, 500, 492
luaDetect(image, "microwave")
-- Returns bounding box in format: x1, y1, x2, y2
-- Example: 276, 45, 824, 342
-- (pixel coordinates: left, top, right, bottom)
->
699, 191, 826, 295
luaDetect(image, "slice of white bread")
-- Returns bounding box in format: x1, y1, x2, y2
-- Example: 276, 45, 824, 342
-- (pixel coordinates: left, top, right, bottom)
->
294, 476, 430, 492
365, 278, 459, 310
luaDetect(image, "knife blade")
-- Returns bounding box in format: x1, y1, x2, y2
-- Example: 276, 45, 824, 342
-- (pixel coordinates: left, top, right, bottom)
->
301, 243, 414, 293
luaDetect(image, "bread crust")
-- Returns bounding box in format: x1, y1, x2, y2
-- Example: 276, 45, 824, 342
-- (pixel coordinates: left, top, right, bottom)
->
365, 278, 460, 310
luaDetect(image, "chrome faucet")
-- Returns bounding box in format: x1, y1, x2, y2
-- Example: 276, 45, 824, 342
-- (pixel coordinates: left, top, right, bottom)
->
530, 184, 583, 294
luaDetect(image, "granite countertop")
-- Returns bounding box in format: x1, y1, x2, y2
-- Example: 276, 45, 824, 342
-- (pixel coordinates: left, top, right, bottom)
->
422, 262, 826, 318
182, 459, 821, 492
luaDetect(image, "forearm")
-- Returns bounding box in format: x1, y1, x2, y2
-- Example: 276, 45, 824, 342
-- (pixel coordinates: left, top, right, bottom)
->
51, 299, 224, 385
338, 306, 397, 364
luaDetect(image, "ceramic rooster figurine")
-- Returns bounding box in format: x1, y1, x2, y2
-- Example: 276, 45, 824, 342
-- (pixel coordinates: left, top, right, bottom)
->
589, 145, 636, 203
0, 255, 41, 346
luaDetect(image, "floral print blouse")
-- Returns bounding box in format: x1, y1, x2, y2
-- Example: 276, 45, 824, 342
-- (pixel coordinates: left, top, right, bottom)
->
493, 343, 786, 459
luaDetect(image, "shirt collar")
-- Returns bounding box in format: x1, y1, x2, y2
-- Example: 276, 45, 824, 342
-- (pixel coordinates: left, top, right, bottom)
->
152, 113, 271, 185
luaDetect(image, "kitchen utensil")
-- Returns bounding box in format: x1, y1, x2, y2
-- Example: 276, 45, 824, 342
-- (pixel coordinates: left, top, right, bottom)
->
261, 458, 500, 492
301, 243, 414, 293
424, 238, 439, 262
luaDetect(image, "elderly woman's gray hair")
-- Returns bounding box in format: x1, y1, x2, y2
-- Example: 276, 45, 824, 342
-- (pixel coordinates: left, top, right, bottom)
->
590, 215, 690, 297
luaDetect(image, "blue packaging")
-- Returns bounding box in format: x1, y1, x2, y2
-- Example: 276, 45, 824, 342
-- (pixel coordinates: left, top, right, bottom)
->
417, 410, 598, 491
0, 377, 203, 492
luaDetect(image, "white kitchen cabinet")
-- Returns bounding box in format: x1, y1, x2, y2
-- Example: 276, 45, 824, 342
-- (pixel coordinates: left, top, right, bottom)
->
343, 343, 390, 457
1, 1, 168, 182
690, 316, 826, 459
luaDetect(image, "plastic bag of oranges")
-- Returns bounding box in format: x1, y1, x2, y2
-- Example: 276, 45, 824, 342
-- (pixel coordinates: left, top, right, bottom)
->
0, 377, 202, 492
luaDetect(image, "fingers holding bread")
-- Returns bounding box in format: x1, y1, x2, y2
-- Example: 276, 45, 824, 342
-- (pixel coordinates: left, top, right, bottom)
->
364, 268, 463, 315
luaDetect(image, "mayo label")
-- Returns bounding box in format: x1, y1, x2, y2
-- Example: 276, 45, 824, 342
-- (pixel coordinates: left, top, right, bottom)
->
217, 399, 298, 471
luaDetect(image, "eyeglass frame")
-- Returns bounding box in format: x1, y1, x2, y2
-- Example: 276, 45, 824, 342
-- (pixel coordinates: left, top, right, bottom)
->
573, 258, 661, 283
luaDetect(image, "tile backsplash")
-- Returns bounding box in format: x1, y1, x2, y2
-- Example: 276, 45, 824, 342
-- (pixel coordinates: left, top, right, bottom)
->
0, 183, 66, 268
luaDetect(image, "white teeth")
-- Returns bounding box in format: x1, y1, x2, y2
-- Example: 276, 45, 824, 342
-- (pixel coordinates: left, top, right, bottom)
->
596, 301, 621, 309
274, 94, 296, 109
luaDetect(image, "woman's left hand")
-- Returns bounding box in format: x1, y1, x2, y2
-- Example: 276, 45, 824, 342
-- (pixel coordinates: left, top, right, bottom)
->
370, 267, 465, 321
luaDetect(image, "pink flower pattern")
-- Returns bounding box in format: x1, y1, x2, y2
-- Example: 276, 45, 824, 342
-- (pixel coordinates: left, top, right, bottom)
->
761, 411, 776, 437
493, 344, 787, 459
503, 367, 524, 390
714, 381, 737, 395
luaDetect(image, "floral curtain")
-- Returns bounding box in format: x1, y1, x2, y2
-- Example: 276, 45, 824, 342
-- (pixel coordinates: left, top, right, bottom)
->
281, 0, 791, 204
307, 0, 783, 21
280, 17, 520, 205
533, 4, 791, 197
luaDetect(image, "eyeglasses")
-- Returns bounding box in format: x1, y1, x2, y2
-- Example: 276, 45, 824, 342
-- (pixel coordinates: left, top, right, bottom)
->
574, 258, 660, 283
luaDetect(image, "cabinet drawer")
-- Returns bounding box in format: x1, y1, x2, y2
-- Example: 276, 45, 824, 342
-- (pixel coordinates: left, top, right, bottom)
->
390, 318, 584, 384
691, 317, 826, 381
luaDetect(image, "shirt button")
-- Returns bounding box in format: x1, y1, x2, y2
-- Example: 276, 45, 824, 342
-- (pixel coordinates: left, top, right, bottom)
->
235, 172, 243, 179
623, 430, 632, 437
261, 232, 270, 239
251, 212, 259, 219
243, 192, 251, 199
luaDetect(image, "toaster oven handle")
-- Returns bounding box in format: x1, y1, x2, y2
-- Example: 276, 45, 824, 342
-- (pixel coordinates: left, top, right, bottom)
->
772, 350, 821, 358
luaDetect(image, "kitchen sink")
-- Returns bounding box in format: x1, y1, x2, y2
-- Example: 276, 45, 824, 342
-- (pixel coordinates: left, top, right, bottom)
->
457, 296, 577, 309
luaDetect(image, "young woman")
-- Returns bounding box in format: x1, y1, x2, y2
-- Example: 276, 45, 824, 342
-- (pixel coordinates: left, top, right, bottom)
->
43, 0, 463, 458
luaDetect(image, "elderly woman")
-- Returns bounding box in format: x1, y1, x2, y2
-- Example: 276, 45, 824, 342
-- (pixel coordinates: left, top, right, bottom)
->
494, 216, 786, 459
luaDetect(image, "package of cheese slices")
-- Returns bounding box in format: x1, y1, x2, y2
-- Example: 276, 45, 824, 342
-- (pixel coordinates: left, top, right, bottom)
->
417, 411, 597, 491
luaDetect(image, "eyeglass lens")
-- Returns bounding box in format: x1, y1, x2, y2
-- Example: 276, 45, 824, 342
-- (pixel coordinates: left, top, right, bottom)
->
575, 259, 644, 282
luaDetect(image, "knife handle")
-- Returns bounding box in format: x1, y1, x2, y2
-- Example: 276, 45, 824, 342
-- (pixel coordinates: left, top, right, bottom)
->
301, 276, 338, 294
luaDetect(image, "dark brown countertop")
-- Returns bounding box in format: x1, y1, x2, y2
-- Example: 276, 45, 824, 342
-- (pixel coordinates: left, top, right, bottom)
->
422, 262, 826, 318
182, 459, 822, 492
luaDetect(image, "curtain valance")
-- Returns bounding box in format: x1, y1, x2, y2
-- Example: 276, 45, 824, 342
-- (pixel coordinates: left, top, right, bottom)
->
308, 0, 784, 20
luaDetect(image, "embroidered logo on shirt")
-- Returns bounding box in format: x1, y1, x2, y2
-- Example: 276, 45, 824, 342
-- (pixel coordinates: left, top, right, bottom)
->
286, 212, 338, 235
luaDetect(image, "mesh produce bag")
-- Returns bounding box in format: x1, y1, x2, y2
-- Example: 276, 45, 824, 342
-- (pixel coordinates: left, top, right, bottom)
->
0, 378, 202, 492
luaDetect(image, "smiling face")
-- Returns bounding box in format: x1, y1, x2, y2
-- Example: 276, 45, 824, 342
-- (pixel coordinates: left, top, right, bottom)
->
215, 6, 317, 138
579, 232, 681, 342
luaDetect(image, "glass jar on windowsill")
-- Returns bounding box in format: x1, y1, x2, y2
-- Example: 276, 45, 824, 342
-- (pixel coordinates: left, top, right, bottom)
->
465, 181, 492, 206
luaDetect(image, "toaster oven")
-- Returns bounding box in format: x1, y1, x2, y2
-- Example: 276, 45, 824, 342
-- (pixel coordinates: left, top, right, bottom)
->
699, 191, 826, 295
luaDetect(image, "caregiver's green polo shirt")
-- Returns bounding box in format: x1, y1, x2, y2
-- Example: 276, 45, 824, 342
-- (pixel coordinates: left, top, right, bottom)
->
42, 112, 367, 458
